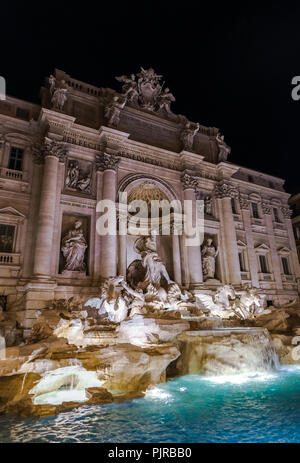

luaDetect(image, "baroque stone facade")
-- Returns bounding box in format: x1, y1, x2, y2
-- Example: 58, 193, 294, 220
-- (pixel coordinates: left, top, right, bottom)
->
0, 67, 299, 335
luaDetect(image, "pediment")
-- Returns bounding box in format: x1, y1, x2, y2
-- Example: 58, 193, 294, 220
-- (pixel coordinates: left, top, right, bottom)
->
0, 207, 25, 218
278, 246, 290, 255
255, 243, 270, 253
237, 240, 247, 248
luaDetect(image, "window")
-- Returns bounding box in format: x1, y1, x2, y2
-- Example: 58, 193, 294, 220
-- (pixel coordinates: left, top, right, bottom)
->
273, 207, 280, 223
248, 175, 254, 183
259, 254, 268, 273
238, 252, 245, 271
281, 257, 290, 275
251, 202, 259, 219
231, 197, 237, 214
0, 224, 15, 252
8, 147, 24, 171
269, 181, 274, 189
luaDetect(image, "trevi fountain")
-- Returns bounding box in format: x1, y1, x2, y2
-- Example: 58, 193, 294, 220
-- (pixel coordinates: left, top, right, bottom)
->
0, 66, 299, 443
0, 232, 300, 443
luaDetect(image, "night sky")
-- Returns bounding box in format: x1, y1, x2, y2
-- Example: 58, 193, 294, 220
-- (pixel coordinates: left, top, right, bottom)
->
1, 3, 300, 194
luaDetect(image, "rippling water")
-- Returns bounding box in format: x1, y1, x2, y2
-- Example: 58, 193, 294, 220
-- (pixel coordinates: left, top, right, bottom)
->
1, 366, 300, 443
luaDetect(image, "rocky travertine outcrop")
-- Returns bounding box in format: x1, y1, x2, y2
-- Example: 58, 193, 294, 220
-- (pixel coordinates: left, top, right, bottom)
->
0, 303, 184, 417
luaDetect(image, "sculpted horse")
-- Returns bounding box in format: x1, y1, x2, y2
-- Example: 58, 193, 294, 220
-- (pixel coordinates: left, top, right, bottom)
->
195, 284, 236, 318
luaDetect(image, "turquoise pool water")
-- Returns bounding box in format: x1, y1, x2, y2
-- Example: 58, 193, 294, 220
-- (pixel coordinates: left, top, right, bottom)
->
1, 366, 300, 443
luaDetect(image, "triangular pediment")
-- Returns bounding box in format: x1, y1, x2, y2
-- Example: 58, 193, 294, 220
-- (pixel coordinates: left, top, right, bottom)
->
237, 240, 247, 248
0, 207, 25, 218
278, 246, 290, 255
255, 243, 270, 252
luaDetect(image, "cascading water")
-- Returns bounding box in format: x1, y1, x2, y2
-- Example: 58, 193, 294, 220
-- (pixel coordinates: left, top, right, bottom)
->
0, 335, 5, 360
176, 327, 280, 378
29, 366, 103, 405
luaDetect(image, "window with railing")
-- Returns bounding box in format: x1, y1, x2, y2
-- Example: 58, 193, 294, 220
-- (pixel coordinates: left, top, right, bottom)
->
0, 224, 15, 253
8, 146, 24, 171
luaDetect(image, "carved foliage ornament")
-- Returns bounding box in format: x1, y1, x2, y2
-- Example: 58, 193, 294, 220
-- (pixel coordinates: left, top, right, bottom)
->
181, 173, 198, 190
280, 206, 292, 219
96, 153, 120, 171
239, 197, 250, 210
261, 202, 272, 215
32, 138, 68, 164
214, 180, 238, 199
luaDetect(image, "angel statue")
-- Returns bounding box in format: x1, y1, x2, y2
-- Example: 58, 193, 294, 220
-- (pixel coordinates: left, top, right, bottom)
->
157, 87, 175, 113
216, 132, 231, 162
115, 74, 139, 103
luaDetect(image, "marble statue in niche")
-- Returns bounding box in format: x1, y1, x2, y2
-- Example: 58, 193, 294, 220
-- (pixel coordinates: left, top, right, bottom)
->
180, 121, 200, 151
65, 159, 92, 194
201, 238, 219, 281
61, 220, 88, 272
216, 132, 231, 162
204, 195, 212, 215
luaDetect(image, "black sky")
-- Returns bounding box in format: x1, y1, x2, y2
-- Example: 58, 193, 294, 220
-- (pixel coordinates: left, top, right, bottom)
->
1, 2, 300, 194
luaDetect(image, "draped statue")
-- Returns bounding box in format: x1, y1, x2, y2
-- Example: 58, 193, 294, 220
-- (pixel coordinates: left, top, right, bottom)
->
201, 238, 218, 281
61, 221, 87, 272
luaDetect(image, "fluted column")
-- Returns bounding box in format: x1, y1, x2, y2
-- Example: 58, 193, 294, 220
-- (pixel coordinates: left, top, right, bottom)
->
97, 153, 119, 279
262, 202, 283, 290
172, 233, 182, 285
93, 169, 103, 281
215, 180, 241, 285
281, 206, 300, 292
181, 173, 203, 287
240, 198, 259, 287
32, 139, 67, 279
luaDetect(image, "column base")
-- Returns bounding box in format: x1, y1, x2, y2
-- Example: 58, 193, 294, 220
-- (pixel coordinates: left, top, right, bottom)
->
22, 279, 57, 332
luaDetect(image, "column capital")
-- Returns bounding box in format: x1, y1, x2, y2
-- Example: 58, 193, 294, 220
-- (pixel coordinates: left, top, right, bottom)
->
32, 138, 68, 164
181, 172, 197, 191
96, 153, 120, 172
239, 197, 250, 210
214, 179, 238, 199
261, 201, 272, 215
281, 206, 292, 219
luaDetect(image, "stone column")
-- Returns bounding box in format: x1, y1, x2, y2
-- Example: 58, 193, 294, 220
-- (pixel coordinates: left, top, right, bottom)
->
281, 206, 300, 292
181, 173, 203, 287
240, 198, 259, 287
93, 169, 103, 282
118, 233, 127, 277
262, 203, 283, 290
32, 139, 67, 279
215, 180, 241, 285
97, 153, 119, 279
